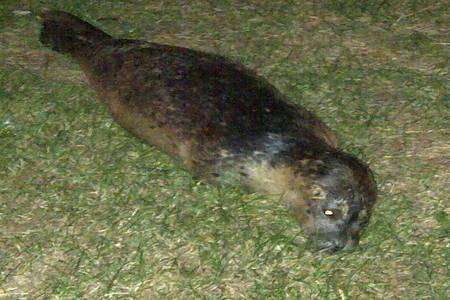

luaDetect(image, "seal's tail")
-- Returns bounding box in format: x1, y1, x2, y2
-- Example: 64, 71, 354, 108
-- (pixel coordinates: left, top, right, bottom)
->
39, 10, 112, 57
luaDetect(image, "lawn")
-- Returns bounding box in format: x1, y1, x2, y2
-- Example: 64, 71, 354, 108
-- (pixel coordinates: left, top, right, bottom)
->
0, 0, 448, 298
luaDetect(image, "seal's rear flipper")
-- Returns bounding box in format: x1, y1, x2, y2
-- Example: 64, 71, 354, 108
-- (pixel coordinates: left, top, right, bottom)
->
39, 10, 112, 57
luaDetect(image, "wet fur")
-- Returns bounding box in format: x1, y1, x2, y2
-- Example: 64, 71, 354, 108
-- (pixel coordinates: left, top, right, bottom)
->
40, 10, 377, 251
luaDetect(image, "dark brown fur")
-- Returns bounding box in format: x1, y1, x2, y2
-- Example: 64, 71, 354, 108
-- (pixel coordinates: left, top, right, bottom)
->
40, 10, 377, 252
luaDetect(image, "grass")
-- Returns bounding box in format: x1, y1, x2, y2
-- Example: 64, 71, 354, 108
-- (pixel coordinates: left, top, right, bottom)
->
1, 0, 449, 298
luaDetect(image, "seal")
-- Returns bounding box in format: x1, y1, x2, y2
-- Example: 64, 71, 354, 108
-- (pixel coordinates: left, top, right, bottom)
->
39, 10, 377, 252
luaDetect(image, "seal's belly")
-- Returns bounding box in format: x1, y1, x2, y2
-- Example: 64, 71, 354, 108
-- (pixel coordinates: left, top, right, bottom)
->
100, 89, 199, 171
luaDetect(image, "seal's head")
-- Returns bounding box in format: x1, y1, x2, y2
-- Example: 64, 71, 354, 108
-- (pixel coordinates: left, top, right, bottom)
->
290, 154, 377, 252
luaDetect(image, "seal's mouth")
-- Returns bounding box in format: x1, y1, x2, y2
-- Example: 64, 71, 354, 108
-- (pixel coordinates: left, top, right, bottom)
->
315, 237, 358, 253
317, 241, 345, 253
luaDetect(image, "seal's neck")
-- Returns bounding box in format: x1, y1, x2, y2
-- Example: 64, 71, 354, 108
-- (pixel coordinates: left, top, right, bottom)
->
214, 133, 321, 198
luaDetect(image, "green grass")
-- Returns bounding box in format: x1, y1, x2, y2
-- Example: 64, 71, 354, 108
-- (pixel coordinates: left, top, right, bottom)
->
1, 0, 449, 298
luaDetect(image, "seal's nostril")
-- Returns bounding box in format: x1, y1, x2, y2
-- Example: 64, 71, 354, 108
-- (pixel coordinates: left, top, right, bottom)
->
317, 241, 333, 251
317, 240, 346, 253
328, 243, 345, 253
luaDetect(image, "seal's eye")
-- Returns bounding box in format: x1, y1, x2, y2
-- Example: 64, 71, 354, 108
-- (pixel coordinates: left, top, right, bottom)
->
324, 209, 334, 216
323, 209, 343, 219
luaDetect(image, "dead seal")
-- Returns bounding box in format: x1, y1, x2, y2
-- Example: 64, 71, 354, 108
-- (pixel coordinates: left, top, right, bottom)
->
39, 10, 377, 252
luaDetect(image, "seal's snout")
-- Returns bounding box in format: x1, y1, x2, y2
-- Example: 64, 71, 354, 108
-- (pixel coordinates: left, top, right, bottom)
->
318, 240, 346, 253
316, 233, 359, 253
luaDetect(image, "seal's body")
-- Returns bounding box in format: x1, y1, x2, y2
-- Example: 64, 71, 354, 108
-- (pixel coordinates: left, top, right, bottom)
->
40, 11, 377, 252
